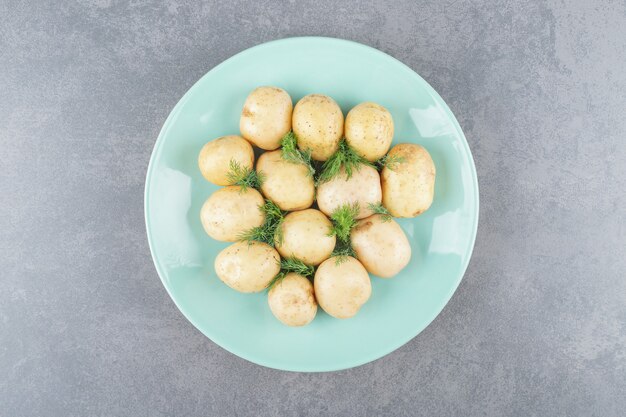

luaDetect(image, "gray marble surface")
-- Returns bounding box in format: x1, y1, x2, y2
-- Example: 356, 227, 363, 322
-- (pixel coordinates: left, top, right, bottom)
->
1, 1, 625, 416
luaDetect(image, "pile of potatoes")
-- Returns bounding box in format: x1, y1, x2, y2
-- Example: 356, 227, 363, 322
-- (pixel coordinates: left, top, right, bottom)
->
198, 86, 436, 327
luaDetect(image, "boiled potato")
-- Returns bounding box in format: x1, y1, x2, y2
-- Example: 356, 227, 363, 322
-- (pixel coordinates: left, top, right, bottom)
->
268, 273, 317, 326
314, 257, 371, 319
256, 150, 314, 211
240, 86, 293, 150
200, 186, 264, 241
198, 135, 254, 186
214, 241, 280, 292
345, 102, 394, 162
292, 94, 343, 161
350, 214, 411, 278
381, 144, 436, 217
275, 209, 335, 266
317, 165, 382, 219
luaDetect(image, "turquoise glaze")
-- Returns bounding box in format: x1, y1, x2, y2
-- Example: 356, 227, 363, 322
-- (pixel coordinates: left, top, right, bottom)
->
145, 37, 479, 372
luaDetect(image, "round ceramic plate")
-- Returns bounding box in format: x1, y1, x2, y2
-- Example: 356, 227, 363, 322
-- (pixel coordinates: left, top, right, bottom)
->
145, 37, 478, 372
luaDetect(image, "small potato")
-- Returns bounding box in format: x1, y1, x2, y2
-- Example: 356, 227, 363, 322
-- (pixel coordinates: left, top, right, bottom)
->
382, 144, 436, 217
268, 273, 317, 326
317, 165, 382, 219
350, 214, 411, 278
256, 150, 314, 211
314, 257, 371, 319
200, 186, 265, 241
198, 135, 255, 185
292, 94, 343, 161
240, 86, 293, 150
215, 241, 280, 292
276, 209, 335, 266
345, 102, 394, 162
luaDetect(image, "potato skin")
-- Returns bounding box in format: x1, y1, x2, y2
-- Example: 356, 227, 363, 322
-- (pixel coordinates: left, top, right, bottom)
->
350, 214, 411, 278
345, 102, 394, 162
256, 150, 314, 211
200, 186, 265, 241
314, 257, 371, 319
240, 86, 293, 150
215, 241, 280, 293
268, 273, 317, 326
382, 144, 436, 217
198, 135, 254, 186
292, 94, 343, 161
276, 209, 335, 266
317, 165, 382, 219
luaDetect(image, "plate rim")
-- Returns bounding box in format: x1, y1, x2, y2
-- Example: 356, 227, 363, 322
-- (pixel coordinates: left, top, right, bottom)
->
144, 36, 480, 372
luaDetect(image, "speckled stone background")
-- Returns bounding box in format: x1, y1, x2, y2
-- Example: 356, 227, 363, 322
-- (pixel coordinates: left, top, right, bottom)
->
1, 0, 625, 416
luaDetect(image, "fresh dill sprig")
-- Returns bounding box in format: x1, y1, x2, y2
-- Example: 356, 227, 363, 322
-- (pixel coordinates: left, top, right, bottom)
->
267, 257, 315, 289
280, 257, 315, 277
331, 243, 356, 265
328, 203, 360, 243
327, 203, 359, 265
367, 202, 392, 222
316, 139, 373, 184
376, 154, 406, 171
225, 160, 265, 191
238, 200, 285, 246
280, 131, 315, 177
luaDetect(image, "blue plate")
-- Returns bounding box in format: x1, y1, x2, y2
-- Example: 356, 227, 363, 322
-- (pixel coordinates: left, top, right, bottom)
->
145, 37, 479, 371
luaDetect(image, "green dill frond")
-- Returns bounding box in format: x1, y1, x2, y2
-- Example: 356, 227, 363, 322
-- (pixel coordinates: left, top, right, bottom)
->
376, 154, 406, 171
238, 200, 286, 245
267, 257, 314, 289
226, 160, 265, 191
262, 199, 284, 221
317, 139, 373, 184
331, 243, 356, 265
263, 200, 285, 246
266, 271, 287, 289
331, 245, 355, 258
280, 257, 315, 277
367, 202, 392, 222
237, 226, 267, 245
280, 131, 300, 161
328, 203, 359, 243
274, 226, 284, 246
327, 203, 360, 265
280, 131, 315, 177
